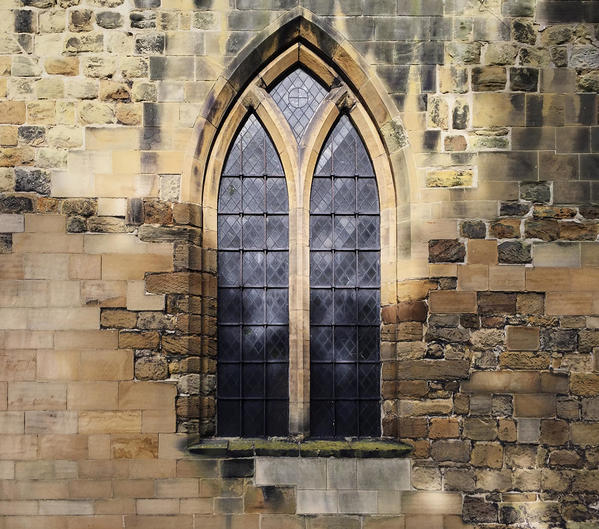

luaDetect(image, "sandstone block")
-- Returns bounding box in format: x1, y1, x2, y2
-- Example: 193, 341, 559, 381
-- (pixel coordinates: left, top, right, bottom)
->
118, 381, 176, 410
457, 264, 488, 291
471, 442, 503, 468
429, 291, 476, 313
8, 382, 66, 410
571, 422, 599, 446
67, 382, 118, 410
79, 411, 141, 434
431, 440, 470, 463
428, 239, 465, 263
570, 373, 599, 396
0, 102, 26, 125
429, 417, 459, 439
111, 434, 158, 459
506, 326, 540, 351
514, 394, 555, 417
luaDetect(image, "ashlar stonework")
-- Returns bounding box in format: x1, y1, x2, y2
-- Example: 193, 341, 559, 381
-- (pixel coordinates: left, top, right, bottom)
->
2, 1, 599, 528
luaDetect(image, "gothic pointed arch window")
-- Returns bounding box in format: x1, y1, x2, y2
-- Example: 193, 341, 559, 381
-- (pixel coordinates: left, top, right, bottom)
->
214, 51, 393, 439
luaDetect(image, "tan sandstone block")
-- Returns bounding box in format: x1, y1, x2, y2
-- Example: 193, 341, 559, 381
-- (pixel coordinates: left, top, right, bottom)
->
84, 234, 172, 255
25, 411, 77, 434
27, 307, 100, 330
0, 351, 36, 381
13, 233, 83, 253
37, 350, 79, 380
111, 434, 158, 459
80, 350, 133, 381
0, 255, 24, 279
23, 254, 69, 280
546, 292, 593, 315
67, 382, 118, 411
102, 254, 172, 280
137, 498, 180, 515
0, 308, 28, 330
514, 395, 556, 417
525, 268, 571, 291
457, 264, 488, 291
0, 411, 25, 434
68, 480, 112, 500
69, 254, 101, 279
489, 265, 525, 291
80, 279, 127, 308
4, 330, 53, 349
88, 434, 111, 459
79, 411, 141, 434
118, 381, 176, 410
0, 102, 26, 124
39, 434, 88, 459
24, 214, 66, 233
429, 291, 477, 313
467, 240, 498, 265
506, 327, 540, 351
142, 410, 176, 433
126, 281, 165, 311
54, 330, 118, 349
8, 382, 66, 410
0, 435, 37, 460
571, 423, 599, 446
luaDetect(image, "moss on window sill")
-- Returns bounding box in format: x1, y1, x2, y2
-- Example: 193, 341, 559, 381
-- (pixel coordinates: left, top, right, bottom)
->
188, 438, 412, 458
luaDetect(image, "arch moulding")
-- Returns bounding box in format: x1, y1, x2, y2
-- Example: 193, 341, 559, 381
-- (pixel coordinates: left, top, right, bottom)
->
181, 7, 416, 263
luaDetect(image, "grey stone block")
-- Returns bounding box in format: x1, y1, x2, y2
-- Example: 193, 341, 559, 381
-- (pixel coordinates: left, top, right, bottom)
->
297, 459, 326, 489
533, 242, 581, 268
255, 457, 298, 486
327, 458, 357, 489
357, 459, 410, 491
517, 418, 540, 443
338, 491, 377, 514
296, 490, 338, 514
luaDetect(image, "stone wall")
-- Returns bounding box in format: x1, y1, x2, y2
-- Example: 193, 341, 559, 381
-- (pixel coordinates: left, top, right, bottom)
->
2, 0, 599, 527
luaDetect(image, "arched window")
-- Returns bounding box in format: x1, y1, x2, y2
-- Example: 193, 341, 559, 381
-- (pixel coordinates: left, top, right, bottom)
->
310, 116, 381, 438
212, 51, 393, 439
217, 114, 289, 437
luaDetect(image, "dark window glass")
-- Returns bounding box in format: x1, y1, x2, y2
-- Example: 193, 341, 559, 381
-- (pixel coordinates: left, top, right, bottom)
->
217, 114, 289, 437
310, 115, 381, 438
270, 67, 328, 141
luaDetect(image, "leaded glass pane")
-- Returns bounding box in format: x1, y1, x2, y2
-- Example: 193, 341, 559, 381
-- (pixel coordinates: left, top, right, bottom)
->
242, 326, 264, 361
217, 114, 289, 437
266, 252, 288, 287
242, 252, 265, 287
218, 252, 240, 287
310, 178, 332, 214
266, 400, 289, 436
310, 115, 381, 438
219, 326, 241, 361
270, 67, 328, 141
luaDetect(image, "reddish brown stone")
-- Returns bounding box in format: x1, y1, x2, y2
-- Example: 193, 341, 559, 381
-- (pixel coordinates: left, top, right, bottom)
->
428, 239, 466, 263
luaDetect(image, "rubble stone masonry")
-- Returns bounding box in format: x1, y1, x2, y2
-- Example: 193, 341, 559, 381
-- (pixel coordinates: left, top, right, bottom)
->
2, 0, 599, 527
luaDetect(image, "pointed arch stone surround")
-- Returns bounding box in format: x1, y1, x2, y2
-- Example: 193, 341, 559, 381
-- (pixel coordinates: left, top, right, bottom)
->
187, 9, 415, 437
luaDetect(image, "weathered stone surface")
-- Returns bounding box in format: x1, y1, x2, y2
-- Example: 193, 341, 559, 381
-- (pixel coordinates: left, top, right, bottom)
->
461, 220, 486, 239
498, 241, 532, 264
428, 239, 465, 263
135, 356, 168, 380
462, 496, 498, 523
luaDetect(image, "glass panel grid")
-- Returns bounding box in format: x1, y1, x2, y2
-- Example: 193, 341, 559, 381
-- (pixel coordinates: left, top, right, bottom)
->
270, 67, 328, 141
310, 116, 381, 439
217, 114, 289, 437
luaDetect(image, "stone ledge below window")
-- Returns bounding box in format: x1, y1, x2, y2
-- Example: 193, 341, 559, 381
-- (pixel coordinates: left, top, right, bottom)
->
188, 439, 412, 458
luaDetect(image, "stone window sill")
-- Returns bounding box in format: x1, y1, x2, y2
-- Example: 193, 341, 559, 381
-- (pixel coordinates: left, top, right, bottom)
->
188, 438, 412, 458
